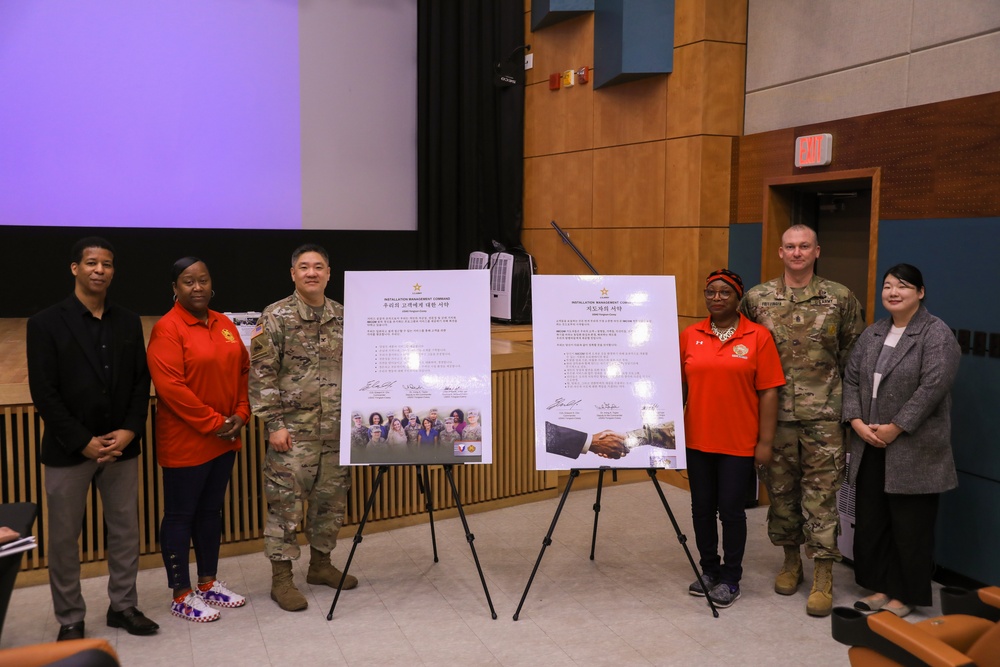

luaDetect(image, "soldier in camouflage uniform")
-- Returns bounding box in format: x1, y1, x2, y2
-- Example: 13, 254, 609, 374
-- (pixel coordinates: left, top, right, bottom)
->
438, 418, 460, 447
249, 244, 357, 612
739, 224, 864, 617
404, 415, 421, 444
350, 412, 370, 448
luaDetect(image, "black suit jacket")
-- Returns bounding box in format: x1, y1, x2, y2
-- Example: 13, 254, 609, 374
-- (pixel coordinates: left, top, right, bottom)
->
27, 295, 150, 467
544, 421, 588, 459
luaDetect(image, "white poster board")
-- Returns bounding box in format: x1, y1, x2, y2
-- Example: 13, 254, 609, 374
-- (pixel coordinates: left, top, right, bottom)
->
532, 275, 686, 470
224, 311, 263, 348
340, 270, 492, 465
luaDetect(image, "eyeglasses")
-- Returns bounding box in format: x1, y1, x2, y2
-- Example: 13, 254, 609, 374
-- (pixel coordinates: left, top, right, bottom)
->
704, 289, 734, 300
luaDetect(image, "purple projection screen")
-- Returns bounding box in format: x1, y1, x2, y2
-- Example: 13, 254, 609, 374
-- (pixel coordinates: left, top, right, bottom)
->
0, 1, 417, 231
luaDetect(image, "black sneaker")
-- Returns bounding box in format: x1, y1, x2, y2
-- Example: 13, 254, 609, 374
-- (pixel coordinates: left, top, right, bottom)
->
707, 582, 741, 608
688, 573, 720, 597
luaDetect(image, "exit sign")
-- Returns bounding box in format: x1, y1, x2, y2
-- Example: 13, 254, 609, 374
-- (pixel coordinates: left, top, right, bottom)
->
795, 133, 832, 167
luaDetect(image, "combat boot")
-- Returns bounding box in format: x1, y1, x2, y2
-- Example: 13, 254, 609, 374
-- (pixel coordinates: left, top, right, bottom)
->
806, 558, 834, 617
270, 560, 308, 611
307, 547, 358, 590
774, 545, 804, 595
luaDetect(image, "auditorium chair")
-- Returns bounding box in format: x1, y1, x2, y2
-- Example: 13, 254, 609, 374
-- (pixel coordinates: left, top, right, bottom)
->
832, 586, 1000, 667
0, 638, 120, 666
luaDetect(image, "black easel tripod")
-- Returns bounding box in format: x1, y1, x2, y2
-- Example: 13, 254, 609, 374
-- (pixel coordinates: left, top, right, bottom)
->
326, 464, 498, 620
512, 467, 719, 620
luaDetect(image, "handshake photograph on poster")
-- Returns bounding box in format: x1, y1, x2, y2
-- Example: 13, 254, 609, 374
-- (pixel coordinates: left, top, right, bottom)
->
544, 421, 676, 461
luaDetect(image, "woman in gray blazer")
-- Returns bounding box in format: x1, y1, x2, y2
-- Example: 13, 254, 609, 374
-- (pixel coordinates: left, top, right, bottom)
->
842, 263, 961, 618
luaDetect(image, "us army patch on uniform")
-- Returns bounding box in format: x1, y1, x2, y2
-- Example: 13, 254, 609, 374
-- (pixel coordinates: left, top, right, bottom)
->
250, 324, 271, 361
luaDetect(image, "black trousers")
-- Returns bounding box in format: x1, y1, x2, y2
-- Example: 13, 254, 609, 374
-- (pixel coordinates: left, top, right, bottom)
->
853, 445, 939, 606
687, 448, 755, 586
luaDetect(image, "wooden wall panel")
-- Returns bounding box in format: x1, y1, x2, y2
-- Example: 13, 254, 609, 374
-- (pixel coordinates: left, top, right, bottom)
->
663, 227, 729, 317
592, 142, 665, 228
678, 315, 702, 332
522, 227, 594, 275
525, 0, 746, 323
665, 135, 733, 227
525, 81, 594, 157
524, 152, 594, 229
593, 76, 668, 147
591, 228, 664, 275
674, 0, 748, 46
734, 129, 796, 223
735, 91, 1000, 223
667, 41, 745, 139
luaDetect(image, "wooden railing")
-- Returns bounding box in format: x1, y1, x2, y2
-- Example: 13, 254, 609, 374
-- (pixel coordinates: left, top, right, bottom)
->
1, 365, 555, 575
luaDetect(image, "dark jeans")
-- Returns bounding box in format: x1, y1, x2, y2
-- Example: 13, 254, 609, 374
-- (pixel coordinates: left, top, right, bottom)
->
687, 447, 755, 586
160, 450, 236, 591
853, 445, 939, 606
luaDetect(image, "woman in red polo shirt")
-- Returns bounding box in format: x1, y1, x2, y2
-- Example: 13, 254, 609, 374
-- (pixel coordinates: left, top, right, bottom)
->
147, 257, 249, 623
680, 269, 785, 608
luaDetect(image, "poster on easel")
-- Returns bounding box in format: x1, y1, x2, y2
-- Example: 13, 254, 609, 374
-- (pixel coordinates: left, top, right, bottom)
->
532, 275, 686, 471
340, 269, 492, 465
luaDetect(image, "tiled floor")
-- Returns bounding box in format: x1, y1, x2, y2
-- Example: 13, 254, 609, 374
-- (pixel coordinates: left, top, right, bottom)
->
1, 479, 942, 666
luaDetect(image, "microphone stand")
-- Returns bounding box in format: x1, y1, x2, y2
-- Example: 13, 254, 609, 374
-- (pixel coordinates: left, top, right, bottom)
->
550, 220, 599, 275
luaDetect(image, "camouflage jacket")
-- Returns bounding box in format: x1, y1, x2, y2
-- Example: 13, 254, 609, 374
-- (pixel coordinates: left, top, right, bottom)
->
249, 292, 344, 441
740, 275, 864, 422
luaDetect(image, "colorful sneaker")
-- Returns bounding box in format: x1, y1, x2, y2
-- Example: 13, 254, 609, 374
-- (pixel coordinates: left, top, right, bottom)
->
688, 573, 720, 597
707, 582, 741, 609
171, 591, 221, 622
197, 580, 246, 608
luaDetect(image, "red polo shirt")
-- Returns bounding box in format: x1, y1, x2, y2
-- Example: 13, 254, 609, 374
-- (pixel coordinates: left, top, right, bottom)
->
147, 303, 251, 468
680, 315, 785, 457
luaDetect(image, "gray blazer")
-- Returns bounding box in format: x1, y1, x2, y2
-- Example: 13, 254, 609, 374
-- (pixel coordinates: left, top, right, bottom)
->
842, 306, 961, 494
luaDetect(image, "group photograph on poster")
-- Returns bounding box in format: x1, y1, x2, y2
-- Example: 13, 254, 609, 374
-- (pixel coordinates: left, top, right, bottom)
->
347, 405, 484, 464
531, 274, 686, 471
339, 269, 493, 467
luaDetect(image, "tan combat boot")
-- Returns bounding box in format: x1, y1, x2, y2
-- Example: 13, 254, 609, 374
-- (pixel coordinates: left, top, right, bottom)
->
774, 545, 804, 595
806, 558, 834, 617
307, 547, 358, 590
271, 560, 308, 611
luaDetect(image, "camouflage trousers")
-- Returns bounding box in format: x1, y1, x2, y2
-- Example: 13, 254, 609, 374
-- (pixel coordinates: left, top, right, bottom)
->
263, 439, 350, 560
761, 420, 846, 560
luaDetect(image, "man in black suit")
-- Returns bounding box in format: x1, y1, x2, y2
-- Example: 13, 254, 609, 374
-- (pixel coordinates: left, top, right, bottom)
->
27, 237, 158, 641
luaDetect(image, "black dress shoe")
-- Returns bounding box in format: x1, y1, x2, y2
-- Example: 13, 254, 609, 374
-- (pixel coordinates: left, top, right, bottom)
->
107, 606, 159, 635
57, 621, 85, 641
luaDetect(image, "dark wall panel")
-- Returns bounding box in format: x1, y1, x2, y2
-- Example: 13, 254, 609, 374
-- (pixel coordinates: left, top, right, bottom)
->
873, 219, 1000, 584
727, 222, 761, 288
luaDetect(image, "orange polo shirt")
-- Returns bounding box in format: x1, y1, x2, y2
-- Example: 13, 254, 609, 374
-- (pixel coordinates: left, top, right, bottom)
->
147, 303, 250, 468
680, 316, 785, 457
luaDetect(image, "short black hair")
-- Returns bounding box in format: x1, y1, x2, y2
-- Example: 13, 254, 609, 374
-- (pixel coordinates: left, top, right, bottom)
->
171, 256, 207, 283
882, 263, 925, 292
71, 237, 115, 264
291, 244, 329, 266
